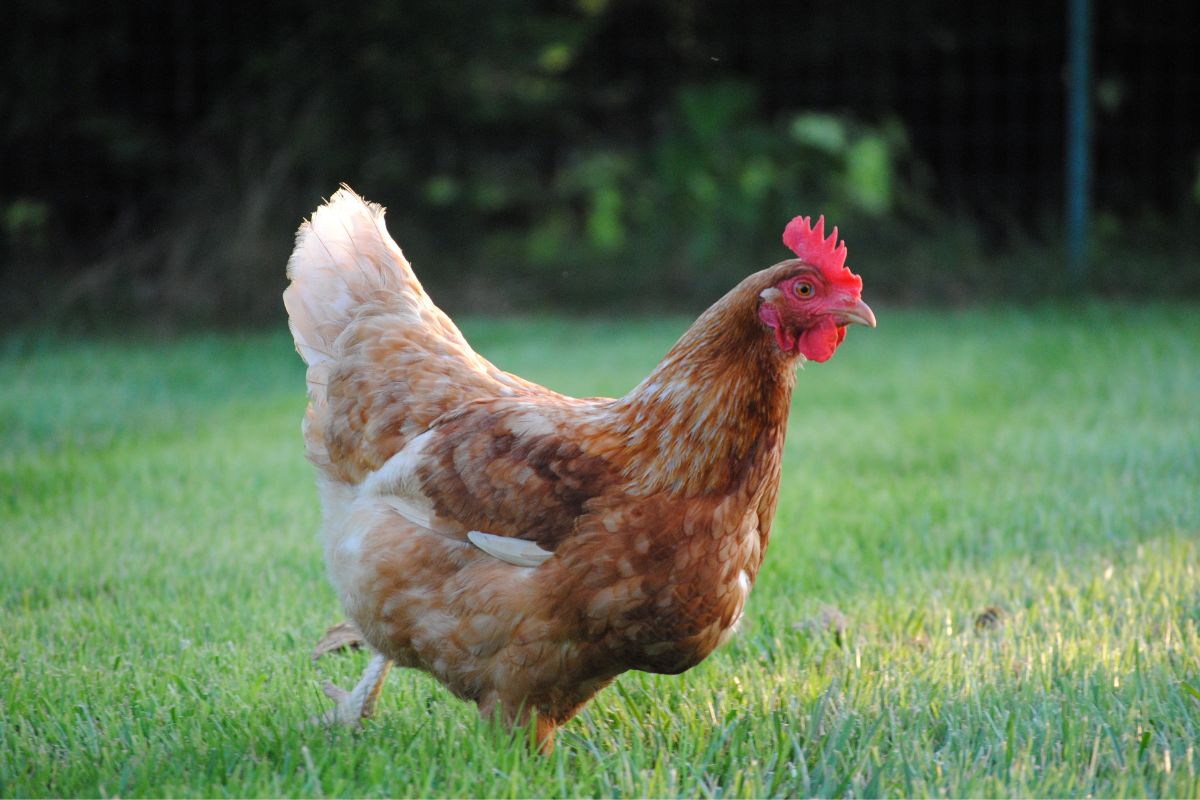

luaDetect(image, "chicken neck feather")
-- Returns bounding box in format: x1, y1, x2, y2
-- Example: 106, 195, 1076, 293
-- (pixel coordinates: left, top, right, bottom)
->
609, 269, 798, 498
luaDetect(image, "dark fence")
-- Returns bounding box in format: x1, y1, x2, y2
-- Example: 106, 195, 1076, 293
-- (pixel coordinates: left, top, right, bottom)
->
3, 0, 1198, 321
727, 0, 1198, 219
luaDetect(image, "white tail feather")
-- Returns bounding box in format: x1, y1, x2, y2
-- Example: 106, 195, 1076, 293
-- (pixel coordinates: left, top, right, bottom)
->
283, 185, 429, 404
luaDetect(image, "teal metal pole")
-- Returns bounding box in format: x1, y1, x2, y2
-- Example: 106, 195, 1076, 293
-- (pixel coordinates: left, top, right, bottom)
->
1066, 0, 1092, 286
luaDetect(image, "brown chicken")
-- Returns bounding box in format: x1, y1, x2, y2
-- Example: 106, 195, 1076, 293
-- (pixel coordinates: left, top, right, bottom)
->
284, 186, 874, 751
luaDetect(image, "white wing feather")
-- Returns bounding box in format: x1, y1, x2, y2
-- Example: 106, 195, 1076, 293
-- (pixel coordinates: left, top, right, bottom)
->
467, 531, 554, 567
361, 430, 438, 529
362, 437, 554, 567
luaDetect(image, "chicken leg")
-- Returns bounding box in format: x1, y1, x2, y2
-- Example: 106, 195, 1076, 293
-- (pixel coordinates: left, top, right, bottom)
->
478, 692, 559, 754
317, 651, 394, 726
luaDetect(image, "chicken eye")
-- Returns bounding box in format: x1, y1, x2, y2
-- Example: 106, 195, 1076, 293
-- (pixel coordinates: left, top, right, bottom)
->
793, 281, 815, 299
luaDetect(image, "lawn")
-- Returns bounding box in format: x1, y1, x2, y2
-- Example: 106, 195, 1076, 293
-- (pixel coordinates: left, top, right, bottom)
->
2, 305, 1198, 797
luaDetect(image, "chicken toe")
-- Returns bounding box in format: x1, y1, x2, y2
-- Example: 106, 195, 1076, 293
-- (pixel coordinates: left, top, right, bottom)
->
314, 652, 393, 727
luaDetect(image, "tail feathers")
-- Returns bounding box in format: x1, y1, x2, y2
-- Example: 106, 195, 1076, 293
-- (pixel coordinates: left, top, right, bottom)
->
284, 185, 429, 403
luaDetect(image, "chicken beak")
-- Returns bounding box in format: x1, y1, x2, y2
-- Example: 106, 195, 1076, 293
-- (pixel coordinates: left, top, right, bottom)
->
834, 297, 877, 328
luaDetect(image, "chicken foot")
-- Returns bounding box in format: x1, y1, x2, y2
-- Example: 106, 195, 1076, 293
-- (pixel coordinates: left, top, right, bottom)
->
316, 652, 394, 727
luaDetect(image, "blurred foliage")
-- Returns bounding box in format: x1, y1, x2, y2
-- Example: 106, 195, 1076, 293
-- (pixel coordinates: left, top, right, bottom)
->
2, 0, 1199, 326
513, 86, 930, 307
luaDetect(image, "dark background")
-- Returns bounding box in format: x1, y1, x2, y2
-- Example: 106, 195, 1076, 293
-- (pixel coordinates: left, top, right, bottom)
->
3, 0, 1198, 327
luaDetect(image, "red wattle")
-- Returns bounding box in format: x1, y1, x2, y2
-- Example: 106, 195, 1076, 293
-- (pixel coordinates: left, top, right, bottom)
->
761, 304, 849, 360
795, 319, 846, 362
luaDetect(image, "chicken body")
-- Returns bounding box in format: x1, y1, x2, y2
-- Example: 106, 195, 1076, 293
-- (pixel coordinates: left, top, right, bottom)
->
284, 188, 871, 750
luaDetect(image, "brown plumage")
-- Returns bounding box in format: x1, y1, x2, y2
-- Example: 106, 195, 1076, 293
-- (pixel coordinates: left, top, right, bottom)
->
284, 187, 875, 750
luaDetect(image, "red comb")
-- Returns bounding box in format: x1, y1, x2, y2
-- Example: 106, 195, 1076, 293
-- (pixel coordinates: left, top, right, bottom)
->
782, 215, 862, 291
783, 215, 845, 273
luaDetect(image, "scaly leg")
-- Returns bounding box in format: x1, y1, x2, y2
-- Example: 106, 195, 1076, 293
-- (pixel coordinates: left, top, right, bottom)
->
318, 652, 393, 726
478, 693, 557, 754
534, 715, 557, 754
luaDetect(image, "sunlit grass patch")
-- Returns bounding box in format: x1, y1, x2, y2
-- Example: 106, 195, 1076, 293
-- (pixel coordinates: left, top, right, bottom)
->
2, 305, 1198, 797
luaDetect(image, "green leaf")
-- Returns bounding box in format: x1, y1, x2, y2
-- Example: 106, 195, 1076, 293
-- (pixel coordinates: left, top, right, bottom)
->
790, 112, 847, 154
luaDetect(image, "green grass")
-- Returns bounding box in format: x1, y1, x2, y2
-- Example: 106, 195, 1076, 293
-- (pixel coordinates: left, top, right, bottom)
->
2, 304, 1199, 797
